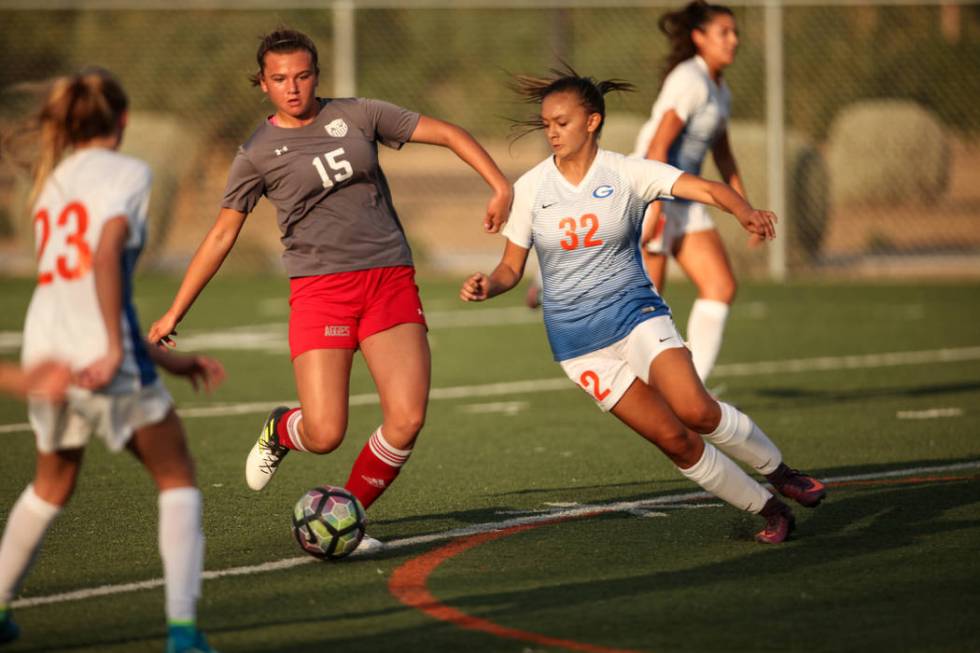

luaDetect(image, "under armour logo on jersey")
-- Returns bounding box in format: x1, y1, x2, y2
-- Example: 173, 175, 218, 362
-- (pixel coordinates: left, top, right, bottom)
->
592, 185, 614, 199
274, 145, 289, 156
326, 119, 348, 137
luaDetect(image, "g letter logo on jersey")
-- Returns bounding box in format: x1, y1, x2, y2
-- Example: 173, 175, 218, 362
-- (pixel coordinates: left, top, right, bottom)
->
326, 119, 349, 138
592, 185, 614, 199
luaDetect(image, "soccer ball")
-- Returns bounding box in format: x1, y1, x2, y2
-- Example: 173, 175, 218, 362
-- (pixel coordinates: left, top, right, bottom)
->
291, 486, 367, 560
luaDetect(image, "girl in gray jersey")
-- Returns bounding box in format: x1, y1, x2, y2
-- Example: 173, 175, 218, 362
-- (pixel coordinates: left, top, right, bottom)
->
148, 29, 512, 551
633, 0, 748, 386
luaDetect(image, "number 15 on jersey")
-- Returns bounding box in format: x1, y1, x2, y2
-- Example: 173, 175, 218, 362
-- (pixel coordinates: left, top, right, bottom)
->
312, 147, 353, 189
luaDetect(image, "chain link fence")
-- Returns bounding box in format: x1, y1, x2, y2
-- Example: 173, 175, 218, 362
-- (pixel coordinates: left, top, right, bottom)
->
1, 1, 977, 279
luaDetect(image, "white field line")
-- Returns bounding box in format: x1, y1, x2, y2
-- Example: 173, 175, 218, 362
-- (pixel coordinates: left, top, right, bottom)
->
0, 307, 541, 355
897, 408, 964, 420
2, 345, 979, 435
11, 459, 980, 610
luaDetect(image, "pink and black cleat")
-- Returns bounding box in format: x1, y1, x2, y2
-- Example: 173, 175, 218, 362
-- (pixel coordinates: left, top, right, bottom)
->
755, 496, 796, 544
766, 464, 827, 508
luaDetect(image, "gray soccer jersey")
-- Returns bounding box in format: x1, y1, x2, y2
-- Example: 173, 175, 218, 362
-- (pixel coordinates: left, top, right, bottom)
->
222, 98, 421, 277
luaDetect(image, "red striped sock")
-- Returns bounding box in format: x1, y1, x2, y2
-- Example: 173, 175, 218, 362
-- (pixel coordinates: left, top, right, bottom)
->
274, 408, 307, 451
344, 428, 412, 510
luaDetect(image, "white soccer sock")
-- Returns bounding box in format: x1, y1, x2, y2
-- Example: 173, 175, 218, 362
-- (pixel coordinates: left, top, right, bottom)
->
678, 443, 771, 514
159, 487, 204, 624
286, 409, 309, 453
704, 402, 783, 475
0, 485, 62, 605
687, 299, 730, 382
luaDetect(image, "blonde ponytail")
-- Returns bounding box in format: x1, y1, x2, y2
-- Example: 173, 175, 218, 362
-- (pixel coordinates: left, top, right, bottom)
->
25, 67, 128, 206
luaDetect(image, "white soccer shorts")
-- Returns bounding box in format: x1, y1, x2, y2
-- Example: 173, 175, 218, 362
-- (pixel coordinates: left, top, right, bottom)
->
642, 200, 716, 255
29, 380, 173, 454
559, 315, 686, 412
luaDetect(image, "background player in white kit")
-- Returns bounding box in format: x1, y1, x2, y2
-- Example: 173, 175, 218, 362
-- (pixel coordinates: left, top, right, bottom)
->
0, 68, 224, 653
632, 0, 748, 384
461, 68, 825, 544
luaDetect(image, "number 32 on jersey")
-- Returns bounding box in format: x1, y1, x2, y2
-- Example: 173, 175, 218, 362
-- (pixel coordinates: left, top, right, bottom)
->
559, 213, 603, 251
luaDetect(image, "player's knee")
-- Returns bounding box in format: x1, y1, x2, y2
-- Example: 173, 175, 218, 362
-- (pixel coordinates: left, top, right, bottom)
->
677, 399, 721, 434
302, 421, 346, 454
657, 428, 699, 465
32, 476, 77, 507
386, 410, 425, 442
701, 277, 737, 304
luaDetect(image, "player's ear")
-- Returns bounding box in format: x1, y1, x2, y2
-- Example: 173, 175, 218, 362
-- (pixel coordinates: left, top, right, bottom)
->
586, 112, 602, 135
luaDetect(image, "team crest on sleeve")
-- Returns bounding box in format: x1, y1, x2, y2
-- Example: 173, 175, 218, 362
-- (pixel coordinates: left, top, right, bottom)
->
326, 119, 349, 138
592, 185, 614, 199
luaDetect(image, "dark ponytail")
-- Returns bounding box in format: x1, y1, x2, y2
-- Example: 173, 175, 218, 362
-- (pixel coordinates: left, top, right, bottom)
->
659, 0, 734, 79
510, 64, 635, 142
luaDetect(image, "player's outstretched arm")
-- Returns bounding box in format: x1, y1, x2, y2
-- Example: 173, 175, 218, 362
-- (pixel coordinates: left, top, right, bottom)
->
148, 207, 248, 347
148, 344, 226, 394
409, 116, 513, 234
460, 240, 529, 302
0, 361, 71, 402
671, 173, 777, 242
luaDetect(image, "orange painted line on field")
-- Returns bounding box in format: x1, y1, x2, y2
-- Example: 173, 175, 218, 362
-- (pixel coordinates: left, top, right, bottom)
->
389, 516, 645, 653
389, 472, 977, 653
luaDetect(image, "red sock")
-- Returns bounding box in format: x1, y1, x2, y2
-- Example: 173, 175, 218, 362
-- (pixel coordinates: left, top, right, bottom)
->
274, 408, 306, 451
345, 427, 412, 510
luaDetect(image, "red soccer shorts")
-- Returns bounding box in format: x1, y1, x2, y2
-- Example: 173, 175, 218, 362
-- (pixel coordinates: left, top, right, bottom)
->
288, 265, 427, 359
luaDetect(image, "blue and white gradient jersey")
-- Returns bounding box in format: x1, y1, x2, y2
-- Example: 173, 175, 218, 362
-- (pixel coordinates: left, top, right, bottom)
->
503, 149, 683, 361
22, 148, 157, 394
631, 56, 731, 175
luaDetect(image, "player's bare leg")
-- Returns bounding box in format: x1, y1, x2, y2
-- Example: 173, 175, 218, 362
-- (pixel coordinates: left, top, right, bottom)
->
349, 323, 430, 509
641, 250, 668, 293
649, 347, 826, 509
612, 378, 793, 543
674, 229, 736, 383
129, 410, 213, 653
292, 349, 356, 453
245, 348, 354, 491
0, 448, 82, 643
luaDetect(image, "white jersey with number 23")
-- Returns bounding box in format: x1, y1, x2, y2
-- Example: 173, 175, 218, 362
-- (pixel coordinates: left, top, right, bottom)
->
21, 148, 157, 395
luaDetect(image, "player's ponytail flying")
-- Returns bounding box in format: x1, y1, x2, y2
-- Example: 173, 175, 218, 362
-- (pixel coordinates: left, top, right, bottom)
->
510, 65, 635, 142
29, 67, 127, 204
659, 0, 734, 80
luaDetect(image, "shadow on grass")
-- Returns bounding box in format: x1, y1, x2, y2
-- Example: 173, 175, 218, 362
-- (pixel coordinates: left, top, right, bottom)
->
239, 477, 980, 653
744, 380, 980, 412
15, 462, 980, 653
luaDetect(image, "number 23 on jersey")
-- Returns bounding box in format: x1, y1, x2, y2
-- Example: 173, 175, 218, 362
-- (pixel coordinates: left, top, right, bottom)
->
33, 202, 93, 285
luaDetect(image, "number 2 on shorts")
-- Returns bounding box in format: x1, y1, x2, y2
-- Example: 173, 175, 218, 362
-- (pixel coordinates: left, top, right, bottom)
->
580, 370, 610, 401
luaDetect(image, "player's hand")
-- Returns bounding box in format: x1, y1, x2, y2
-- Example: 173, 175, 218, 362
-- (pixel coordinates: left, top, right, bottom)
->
460, 273, 490, 302
147, 311, 180, 348
22, 361, 72, 403
483, 187, 513, 234
75, 348, 123, 391
524, 283, 541, 309
737, 209, 777, 242
184, 355, 226, 394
